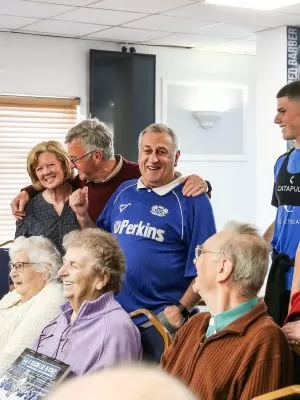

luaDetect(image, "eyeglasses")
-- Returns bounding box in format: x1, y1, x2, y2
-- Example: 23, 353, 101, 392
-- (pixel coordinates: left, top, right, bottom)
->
69, 150, 95, 166
9, 262, 40, 273
194, 245, 224, 260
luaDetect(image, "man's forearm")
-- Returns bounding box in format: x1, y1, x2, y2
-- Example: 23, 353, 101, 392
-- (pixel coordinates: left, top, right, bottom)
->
179, 280, 201, 309
20, 185, 40, 199
76, 214, 97, 229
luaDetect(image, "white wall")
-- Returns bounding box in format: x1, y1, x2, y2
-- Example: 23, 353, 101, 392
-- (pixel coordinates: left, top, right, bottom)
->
0, 32, 257, 232
256, 27, 287, 233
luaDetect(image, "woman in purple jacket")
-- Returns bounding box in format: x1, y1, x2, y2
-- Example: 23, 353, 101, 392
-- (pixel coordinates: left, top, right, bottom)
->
32, 228, 142, 376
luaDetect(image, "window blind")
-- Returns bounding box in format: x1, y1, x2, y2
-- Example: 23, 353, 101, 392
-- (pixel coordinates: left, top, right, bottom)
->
0, 96, 80, 245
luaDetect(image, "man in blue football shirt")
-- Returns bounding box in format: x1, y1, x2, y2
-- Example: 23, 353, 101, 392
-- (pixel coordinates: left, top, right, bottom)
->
71, 123, 216, 361
264, 81, 300, 327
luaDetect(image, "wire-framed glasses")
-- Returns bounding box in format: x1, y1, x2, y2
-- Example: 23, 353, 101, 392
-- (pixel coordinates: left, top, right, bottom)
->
9, 262, 40, 272
194, 245, 224, 260
69, 150, 95, 166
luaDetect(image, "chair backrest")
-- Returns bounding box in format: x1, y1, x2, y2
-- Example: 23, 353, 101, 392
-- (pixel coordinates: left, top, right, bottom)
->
252, 385, 300, 400
129, 308, 172, 351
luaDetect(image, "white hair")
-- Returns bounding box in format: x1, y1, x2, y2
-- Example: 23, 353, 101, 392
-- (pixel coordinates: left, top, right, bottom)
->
48, 363, 196, 400
9, 236, 62, 281
221, 221, 270, 297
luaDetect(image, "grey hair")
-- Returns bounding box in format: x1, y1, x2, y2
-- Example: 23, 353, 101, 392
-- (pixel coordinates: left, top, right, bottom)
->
63, 228, 125, 294
9, 236, 62, 281
220, 221, 270, 297
138, 123, 179, 151
65, 118, 114, 160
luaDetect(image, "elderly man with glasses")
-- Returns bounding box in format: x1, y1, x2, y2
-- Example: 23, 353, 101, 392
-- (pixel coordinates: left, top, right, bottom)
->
11, 118, 211, 224
161, 221, 293, 400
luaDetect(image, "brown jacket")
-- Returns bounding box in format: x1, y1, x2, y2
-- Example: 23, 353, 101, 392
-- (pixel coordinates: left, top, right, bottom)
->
161, 301, 292, 400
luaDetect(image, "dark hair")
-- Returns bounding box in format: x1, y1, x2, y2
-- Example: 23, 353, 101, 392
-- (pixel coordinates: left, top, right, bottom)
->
277, 80, 300, 99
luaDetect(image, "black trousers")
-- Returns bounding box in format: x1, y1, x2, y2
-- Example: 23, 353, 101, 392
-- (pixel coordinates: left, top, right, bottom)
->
264, 250, 294, 326
138, 325, 165, 364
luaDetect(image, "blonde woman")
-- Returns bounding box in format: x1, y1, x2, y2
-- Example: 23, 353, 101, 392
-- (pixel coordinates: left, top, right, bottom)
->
15, 141, 80, 255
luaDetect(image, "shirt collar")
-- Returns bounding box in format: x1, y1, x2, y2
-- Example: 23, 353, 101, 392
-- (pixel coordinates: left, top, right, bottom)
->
207, 297, 259, 336
87, 154, 123, 184
136, 174, 183, 196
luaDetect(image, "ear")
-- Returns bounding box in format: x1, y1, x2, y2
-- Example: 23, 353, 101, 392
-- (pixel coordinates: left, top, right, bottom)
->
216, 259, 233, 283
95, 273, 109, 291
94, 150, 103, 163
174, 150, 180, 167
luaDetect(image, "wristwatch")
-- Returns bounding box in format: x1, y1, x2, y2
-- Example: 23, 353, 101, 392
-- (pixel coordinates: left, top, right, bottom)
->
175, 302, 190, 320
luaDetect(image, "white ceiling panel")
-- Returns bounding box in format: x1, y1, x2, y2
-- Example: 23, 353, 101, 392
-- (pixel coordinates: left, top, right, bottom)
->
0, 0, 75, 18
164, 3, 243, 21
85, 26, 168, 42
164, 2, 300, 27
146, 33, 227, 47
0, 15, 40, 29
1, 0, 300, 54
227, 10, 300, 28
54, 7, 146, 25
22, 0, 97, 5
124, 15, 216, 34
88, 0, 200, 14
193, 22, 262, 39
19, 19, 107, 36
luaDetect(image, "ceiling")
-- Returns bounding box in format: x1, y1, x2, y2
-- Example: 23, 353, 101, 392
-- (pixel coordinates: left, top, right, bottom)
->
1, 0, 300, 55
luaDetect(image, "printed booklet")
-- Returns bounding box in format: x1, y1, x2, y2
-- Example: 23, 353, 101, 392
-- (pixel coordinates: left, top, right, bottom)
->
0, 348, 70, 399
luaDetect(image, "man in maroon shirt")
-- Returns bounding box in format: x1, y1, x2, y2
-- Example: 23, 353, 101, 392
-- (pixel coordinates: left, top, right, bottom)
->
11, 118, 209, 223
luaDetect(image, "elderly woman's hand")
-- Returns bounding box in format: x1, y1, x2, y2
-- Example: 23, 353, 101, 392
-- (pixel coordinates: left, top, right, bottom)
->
282, 321, 300, 344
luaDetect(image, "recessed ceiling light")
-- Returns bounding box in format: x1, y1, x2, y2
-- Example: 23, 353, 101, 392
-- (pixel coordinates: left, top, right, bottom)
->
205, 0, 300, 10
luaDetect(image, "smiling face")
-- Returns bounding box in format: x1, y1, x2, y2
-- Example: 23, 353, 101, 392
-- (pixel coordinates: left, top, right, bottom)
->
67, 140, 99, 181
10, 249, 47, 302
138, 130, 180, 188
274, 96, 300, 144
58, 247, 104, 312
35, 151, 65, 190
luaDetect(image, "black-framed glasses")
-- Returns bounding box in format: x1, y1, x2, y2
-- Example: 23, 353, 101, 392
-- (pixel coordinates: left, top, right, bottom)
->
9, 262, 40, 273
194, 245, 224, 260
69, 150, 95, 166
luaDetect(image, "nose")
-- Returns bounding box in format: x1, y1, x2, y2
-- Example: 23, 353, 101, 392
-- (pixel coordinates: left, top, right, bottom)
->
149, 152, 159, 163
274, 113, 280, 124
58, 263, 69, 278
69, 159, 75, 170
9, 268, 17, 278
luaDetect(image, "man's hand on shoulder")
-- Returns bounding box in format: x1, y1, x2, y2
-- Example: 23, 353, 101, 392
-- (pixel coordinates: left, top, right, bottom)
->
10, 191, 29, 219
180, 175, 208, 197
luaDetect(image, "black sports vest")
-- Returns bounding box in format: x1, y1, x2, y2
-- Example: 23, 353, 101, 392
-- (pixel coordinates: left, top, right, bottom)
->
274, 149, 300, 206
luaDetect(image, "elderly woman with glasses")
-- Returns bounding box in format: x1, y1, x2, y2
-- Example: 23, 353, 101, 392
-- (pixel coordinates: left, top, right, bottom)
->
15, 140, 80, 255
33, 228, 142, 376
0, 236, 64, 375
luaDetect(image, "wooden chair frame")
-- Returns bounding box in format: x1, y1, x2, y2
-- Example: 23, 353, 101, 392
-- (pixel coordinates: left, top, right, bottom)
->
252, 385, 300, 399
129, 308, 172, 350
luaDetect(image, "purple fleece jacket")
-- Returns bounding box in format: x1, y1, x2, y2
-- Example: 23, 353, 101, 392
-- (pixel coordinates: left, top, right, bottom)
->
32, 291, 142, 376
